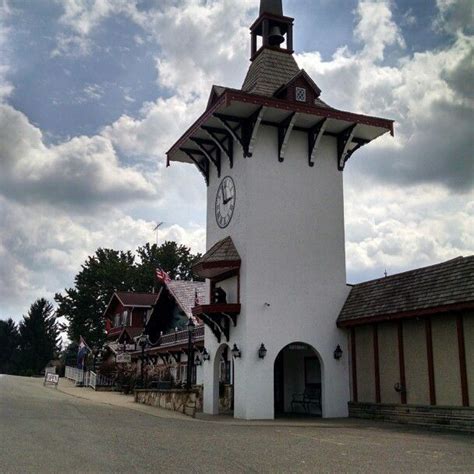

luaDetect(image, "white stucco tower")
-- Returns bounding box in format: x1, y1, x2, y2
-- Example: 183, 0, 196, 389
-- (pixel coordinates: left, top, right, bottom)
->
167, 0, 393, 419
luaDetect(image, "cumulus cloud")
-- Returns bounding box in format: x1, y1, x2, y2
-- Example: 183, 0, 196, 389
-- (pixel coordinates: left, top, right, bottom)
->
0, 0, 13, 101
0, 105, 156, 209
297, 2, 474, 192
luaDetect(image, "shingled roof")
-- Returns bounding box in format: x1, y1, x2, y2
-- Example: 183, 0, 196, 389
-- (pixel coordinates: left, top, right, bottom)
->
166, 280, 207, 320
192, 236, 241, 279
242, 48, 301, 97
338, 256, 474, 327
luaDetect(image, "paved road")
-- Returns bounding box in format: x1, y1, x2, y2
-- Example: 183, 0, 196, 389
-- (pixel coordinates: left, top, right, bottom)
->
0, 375, 473, 473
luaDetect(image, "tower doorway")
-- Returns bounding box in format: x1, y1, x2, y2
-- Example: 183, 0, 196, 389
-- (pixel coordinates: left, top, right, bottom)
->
214, 344, 234, 414
274, 342, 322, 417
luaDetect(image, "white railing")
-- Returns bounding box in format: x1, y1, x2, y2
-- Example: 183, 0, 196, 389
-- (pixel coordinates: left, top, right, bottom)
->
88, 371, 114, 390
65, 366, 85, 384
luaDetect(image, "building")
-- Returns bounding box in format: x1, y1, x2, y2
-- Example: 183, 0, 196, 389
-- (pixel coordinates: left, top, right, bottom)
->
164, 0, 473, 427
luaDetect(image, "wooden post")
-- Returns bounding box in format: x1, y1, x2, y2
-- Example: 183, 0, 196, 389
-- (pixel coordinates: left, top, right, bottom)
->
397, 321, 407, 404
373, 324, 381, 403
425, 318, 436, 405
456, 314, 469, 407
351, 328, 358, 402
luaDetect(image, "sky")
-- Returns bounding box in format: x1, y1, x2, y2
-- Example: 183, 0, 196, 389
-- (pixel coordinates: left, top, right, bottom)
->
0, 0, 473, 322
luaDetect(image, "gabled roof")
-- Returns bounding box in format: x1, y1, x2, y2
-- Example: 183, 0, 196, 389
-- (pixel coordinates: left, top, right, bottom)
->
274, 69, 322, 98
192, 237, 241, 280
166, 280, 207, 321
242, 48, 300, 97
104, 292, 160, 318
338, 256, 474, 327
115, 292, 159, 307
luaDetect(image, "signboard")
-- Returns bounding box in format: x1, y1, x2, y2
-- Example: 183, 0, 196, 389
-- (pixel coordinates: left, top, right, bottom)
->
116, 353, 132, 364
44, 372, 59, 388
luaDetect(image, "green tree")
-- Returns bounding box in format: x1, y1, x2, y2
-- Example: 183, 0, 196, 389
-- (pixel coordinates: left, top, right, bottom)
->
55, 248, 136, 346
18, 299, 61, 375
0, 318, 20, 374
135, 241, 202, 291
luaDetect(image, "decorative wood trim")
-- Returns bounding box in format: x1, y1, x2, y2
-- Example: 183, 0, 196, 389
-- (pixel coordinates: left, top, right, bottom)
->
425, 318, 436, 405
307, 118, 327, 167
337, 301, 474, 327
397, 321, 407, 404
456, 314, 469, 407
351, 328, 358, 402
179, 148, 209, 186
277, 112, 297, 162
166, 89, 394, 161
373, 324, 381, 403
190, 137, 221, 178
202, 126, 234, 169
337, 124, 357, 171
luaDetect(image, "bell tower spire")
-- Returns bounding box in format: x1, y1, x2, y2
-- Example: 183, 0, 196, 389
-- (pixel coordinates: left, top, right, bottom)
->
260, 0, 283, 16
249, 0, 294, 59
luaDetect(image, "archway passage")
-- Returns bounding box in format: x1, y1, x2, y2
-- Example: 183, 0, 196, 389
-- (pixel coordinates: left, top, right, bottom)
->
214, 344, 234, 415
274, 342, 322, 417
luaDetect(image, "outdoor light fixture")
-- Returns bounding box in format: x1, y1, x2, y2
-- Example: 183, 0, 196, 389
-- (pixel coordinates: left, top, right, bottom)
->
258, 343, 267, 359
202, 348, 210, 361
333, 345, 343, 360
231, 344, 242, 359
194, 354, 202, 366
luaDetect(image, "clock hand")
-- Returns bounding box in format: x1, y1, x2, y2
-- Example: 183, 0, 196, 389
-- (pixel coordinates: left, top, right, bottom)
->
223, 196, 233, 205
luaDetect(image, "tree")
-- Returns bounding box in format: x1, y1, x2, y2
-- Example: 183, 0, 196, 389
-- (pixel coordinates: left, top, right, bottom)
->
0, 318, 20, 374
55, 248, 136, 346
18, 299, 61, 375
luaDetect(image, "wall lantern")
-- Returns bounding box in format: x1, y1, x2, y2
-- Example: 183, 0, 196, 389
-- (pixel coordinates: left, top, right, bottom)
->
333, 345, 343, 360
258, 343, 267, 359
194, 354, 202, 366
202, 348, 210, 361
231, 344, 242, 359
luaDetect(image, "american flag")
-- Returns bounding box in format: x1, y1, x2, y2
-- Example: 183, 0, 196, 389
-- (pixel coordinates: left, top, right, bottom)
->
77, 336, 91, 369
155, 267, 171, 283
194, 289, 200, 306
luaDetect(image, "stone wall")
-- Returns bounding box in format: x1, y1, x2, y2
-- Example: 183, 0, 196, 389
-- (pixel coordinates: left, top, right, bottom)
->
349, 402, 474, 433
135, 388, 200, 417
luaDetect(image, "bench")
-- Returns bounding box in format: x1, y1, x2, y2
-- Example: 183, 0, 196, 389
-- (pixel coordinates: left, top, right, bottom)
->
291, 384, 321, 414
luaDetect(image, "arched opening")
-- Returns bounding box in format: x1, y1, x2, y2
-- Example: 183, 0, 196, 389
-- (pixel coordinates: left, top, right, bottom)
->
213, 343, 234, 414
274, 342, 322, 417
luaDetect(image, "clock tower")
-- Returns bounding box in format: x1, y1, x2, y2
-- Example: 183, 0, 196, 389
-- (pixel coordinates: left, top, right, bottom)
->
167, 0, 393, 419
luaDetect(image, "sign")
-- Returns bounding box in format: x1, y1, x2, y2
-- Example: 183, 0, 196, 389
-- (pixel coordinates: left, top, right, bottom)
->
44, 372, 59, 388
116, 353, 132, 364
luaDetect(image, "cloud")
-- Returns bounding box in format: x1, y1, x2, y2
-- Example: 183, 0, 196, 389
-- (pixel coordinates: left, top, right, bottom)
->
0, 104, 156, 209
434, 0, 474, 35
0, 0, 13, 101
297, 4, 474, 192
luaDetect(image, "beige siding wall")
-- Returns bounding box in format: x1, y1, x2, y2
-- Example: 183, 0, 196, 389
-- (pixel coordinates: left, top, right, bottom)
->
378, 323, 400, 404
403, 319, 430, 405
355, 326, 375, 403
464, 313, 474, 407
432, 315, 462, 406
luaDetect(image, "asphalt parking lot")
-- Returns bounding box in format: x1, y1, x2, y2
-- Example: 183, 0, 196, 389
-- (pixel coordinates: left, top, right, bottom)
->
0, 375, 472, 473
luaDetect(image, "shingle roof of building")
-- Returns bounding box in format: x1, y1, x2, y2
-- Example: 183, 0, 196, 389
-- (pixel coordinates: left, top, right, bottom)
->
115, 292, 160, 307
166, 280, 208, 320
242, 49, 301, 97
194, 236, 241, 265
338, 256, 474, 326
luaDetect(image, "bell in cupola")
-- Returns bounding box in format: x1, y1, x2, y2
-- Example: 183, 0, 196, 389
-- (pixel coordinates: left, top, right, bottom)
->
268, 25, 285, 46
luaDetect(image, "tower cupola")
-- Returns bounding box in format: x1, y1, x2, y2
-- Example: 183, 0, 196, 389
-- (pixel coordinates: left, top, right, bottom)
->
250, 0, 294, 60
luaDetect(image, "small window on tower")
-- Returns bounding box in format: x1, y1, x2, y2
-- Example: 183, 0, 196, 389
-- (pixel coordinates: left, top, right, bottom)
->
295, 87, 307, 102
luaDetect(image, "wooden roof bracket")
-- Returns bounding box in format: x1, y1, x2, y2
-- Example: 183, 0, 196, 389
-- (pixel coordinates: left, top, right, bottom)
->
168, 351, 181, 363
190, 137, 221, 178
214, 108, 266, 159
307, 118, 327, 167
199, 313, 225, 343
278, 112, 297, 162
337, 124, 357, 171
180, 148, 210, 186
202, 126, 234, 169
247, 106, 266, 156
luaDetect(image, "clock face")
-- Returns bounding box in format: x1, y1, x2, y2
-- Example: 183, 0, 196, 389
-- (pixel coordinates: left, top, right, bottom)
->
215, 176, 236, 229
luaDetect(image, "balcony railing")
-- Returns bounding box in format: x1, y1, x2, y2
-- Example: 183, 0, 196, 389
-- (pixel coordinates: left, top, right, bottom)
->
158, 325, 205, 347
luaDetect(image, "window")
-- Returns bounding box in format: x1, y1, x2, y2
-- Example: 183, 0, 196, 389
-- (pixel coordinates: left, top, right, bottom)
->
295, 87, 307, 102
